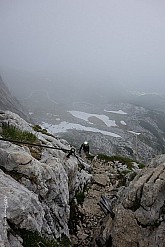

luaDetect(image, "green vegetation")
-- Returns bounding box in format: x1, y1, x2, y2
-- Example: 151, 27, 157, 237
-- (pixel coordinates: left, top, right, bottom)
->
76, 184, 89, 205
86, 153, 95, 161
97, 153, 134, 169
69, 198, 84, 235
8, 220, 71, 247
19, 229, 71, 247
75, 191, 85, 205
1, 122, 42, 160
1, 122, 37, 143
68, 186, 89, 234
32, 124, 55, 137
138, 163, 145, 169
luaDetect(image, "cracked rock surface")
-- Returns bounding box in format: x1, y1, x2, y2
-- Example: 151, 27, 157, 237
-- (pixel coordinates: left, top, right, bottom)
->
98, 155, 165, 247
0, 110, 92, 246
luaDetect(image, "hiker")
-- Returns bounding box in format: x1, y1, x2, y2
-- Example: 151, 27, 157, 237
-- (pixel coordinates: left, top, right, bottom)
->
79, 141, 89, 156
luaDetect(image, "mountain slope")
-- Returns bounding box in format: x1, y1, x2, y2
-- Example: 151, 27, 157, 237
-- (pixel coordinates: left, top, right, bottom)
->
15, 88, 165, 163
0, 110, 165, 247
0, 75, 30, 121
0, 110, 91, 246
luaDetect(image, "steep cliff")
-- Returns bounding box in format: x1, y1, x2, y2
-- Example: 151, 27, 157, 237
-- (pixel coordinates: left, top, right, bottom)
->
0, 75, 30, 122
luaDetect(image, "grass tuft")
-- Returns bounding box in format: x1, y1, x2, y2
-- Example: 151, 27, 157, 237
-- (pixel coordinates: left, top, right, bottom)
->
97, 153, 134, 168
2, 122, 37, 143
1, 122, 42, 160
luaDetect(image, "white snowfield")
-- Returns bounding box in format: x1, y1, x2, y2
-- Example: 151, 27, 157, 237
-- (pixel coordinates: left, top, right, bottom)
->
68, 111, 117, 127
104, 109, 128, 114
41, 121, 121, 138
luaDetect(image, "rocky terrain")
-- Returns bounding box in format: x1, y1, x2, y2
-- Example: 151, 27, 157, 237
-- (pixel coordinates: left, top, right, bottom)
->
0, 110, 91, 246
72, 154, 165, 246
0, 110, 165, 246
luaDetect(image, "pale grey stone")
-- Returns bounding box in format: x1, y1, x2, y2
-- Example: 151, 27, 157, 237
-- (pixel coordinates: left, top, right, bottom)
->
0, 110, 92, 246
98, 156, 165, 247
93, 174, 110, 186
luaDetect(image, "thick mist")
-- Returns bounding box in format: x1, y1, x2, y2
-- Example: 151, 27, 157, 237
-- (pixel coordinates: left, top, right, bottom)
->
0, 0, 165, 102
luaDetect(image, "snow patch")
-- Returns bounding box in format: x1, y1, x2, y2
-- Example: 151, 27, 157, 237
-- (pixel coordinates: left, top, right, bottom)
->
128, 131, 141, 135
104, 109, 127, 115
120, 121, 127, 125
68, 111, 117, 127
41, 121, 121, 138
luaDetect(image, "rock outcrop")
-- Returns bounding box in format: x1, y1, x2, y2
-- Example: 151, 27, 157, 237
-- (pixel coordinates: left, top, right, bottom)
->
96, 155, 165, 247
0, 110, 92, 246
67, 152, 165, 247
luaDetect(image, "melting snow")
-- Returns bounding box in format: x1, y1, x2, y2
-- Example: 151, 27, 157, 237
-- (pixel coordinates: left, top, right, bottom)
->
68, 111, 117, 127
41, 121, 121, 138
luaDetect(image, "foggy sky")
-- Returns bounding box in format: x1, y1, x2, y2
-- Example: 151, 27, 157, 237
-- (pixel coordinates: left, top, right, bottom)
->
0, 0, 165, 95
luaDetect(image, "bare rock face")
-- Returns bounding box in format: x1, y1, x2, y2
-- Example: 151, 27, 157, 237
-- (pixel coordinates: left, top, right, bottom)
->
0, 111, 92, 246
0, 75, 30, 122
0, 169, 44, 247
99, 155, 165, 247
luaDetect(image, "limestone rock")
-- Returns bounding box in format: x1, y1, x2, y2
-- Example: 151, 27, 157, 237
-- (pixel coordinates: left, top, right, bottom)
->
98, 155, 165, 247
93, 174, 110, 186
0, 110, 32, 132
0, 111, 92, 246
8, 234, 23, 247
0, 169, 44, 246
